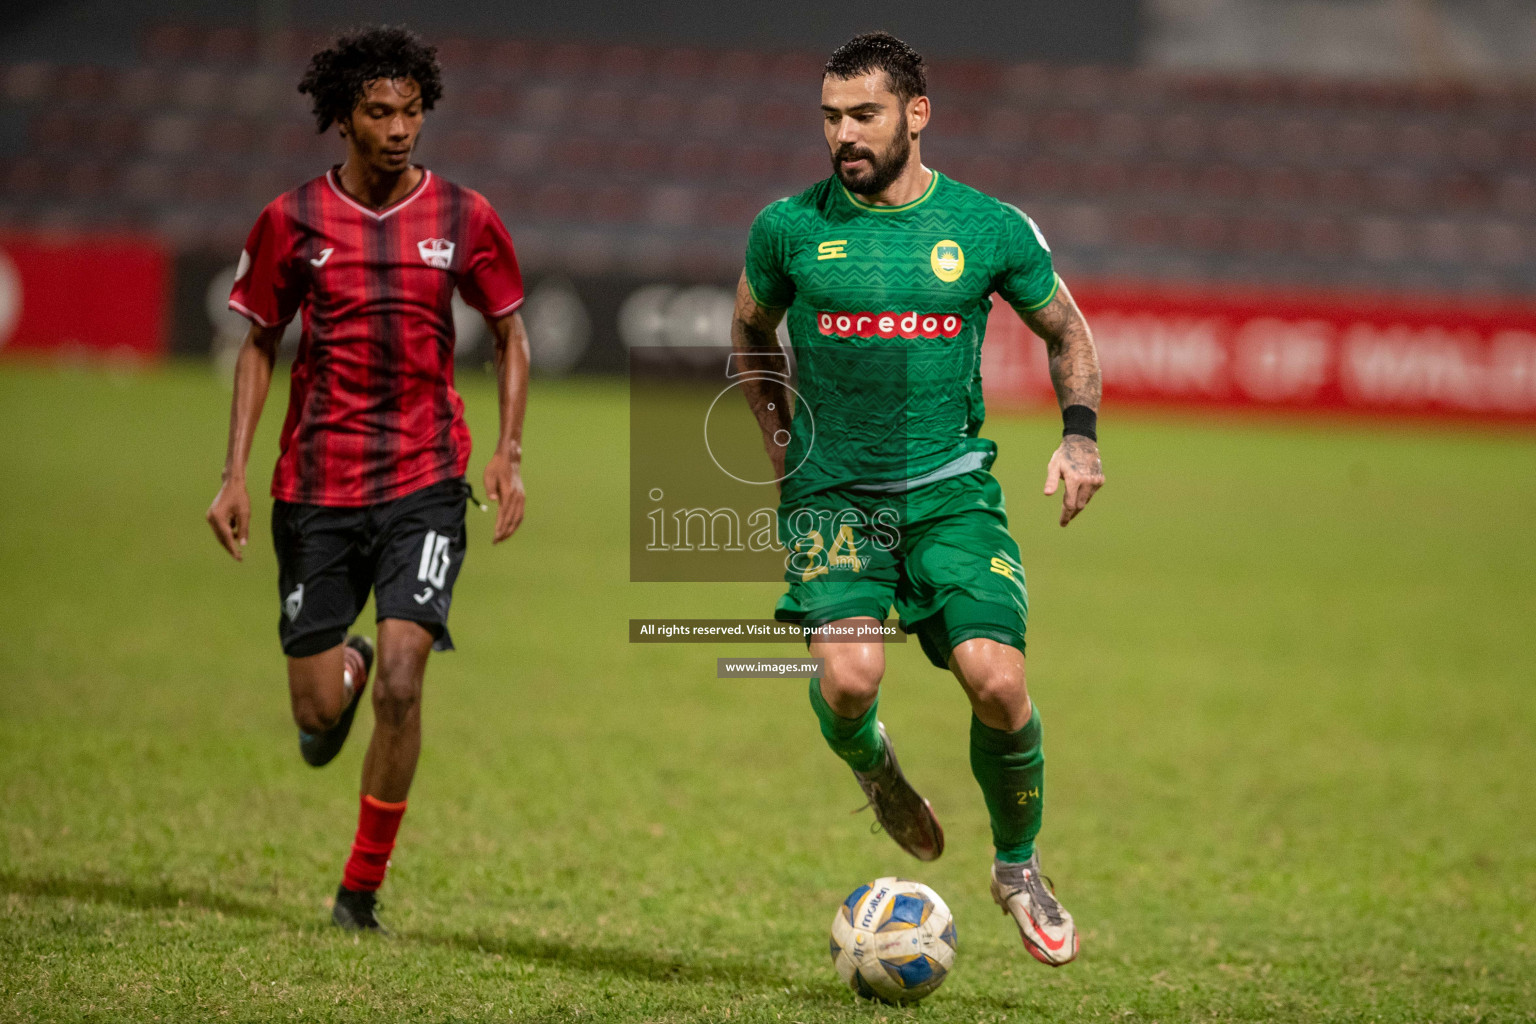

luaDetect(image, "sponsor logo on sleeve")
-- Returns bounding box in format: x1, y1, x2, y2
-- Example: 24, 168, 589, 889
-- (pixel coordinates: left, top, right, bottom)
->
1026, 215, 1051, 252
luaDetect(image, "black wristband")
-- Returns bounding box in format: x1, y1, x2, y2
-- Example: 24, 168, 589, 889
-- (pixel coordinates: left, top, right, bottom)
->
1062, 404, 1097, 442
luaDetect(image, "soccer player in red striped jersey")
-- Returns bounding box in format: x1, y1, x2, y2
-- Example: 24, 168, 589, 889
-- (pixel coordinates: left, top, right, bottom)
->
205, 26, 530, 932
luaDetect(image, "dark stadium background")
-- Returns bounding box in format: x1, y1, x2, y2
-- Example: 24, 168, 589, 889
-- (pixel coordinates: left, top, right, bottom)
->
2, 3, 1533, 1022
5, 0, 1535, 406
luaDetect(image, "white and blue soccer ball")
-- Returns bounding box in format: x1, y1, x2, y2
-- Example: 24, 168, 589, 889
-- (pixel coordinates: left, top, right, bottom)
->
829, 877, 957, 1004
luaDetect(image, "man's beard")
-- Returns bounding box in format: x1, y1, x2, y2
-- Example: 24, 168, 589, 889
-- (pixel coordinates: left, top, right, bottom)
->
831, 115, 912, 196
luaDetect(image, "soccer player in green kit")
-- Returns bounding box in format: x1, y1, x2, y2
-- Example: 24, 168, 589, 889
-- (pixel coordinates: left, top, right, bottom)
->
731, 33, 1104, 966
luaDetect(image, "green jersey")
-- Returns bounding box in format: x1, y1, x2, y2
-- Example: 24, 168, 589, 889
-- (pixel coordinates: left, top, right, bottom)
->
744, 170, 1058, 504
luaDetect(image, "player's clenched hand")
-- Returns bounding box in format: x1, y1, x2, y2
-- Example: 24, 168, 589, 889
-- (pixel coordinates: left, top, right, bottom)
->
484, 449, 525, 544
1043, 436, 1104, 527
206, 478, 251, 560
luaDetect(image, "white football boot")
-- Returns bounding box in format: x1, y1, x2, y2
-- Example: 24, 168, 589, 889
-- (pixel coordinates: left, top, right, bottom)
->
990, 851, 1079, 966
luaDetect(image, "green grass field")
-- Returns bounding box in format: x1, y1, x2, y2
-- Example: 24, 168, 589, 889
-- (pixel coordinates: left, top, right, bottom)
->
1, 363, 1533, 1023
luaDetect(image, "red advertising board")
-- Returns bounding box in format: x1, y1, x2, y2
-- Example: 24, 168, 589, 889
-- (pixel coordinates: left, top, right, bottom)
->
0, 235, 170, 361
983, 283, 1536, 422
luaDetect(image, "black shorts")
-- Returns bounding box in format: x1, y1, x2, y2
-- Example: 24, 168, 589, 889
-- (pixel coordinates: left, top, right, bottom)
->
272, 477, 470, 658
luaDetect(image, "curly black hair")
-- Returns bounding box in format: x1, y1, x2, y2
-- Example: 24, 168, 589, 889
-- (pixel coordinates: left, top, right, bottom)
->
824, 32, 927, 104
297, 26, 443, 133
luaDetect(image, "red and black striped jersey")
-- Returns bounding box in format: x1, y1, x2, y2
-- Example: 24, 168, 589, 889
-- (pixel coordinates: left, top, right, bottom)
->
230, 167, 523, 507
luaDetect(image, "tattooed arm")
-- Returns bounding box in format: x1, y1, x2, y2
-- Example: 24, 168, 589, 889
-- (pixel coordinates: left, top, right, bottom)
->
731, 271, 792, 484
1020, 278, 1105, 527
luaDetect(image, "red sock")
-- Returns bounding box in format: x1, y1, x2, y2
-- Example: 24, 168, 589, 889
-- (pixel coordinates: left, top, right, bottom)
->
342, 794, 407, 892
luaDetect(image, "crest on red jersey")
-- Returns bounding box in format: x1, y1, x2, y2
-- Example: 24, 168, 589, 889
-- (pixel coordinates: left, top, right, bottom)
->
417, 238, 455, 269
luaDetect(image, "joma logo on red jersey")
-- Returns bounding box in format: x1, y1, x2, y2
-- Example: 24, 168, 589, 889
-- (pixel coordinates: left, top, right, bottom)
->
817, 311, 963, 339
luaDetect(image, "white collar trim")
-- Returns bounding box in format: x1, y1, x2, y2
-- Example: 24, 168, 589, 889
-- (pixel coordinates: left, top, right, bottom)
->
326, 168, 432, 221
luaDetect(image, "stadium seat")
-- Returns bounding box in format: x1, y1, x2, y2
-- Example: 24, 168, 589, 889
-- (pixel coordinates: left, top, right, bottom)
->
1439, 172, 1494, 210
169, 69, 228, 112
1124, 210, 1171, 247
612, 138, 665, 177
1055, 202, 1112, 249
1419, 219, 1466, 265
1234, 214, 1291, 254
597, 45, 653, 80
1177, 212, 1232, 251
1477, 220, 1524, 267
495, 130, 547, 174
1356, 216, 1410, 263
435, 129, 491, 169
1496, 174, 1536, 217
1093, 110, 1145, 158
1213, 115, 1266, 162
202, 26, 257, 64
1449, 126, 1504, 169
462, 84, 516, 121
141, 24, 199, 64
724, 144, 780, 185
531, 181, 584, 222
1333, 119, 1384, 165
1255, 166, 1308, 205
539, 41, 601, 79
435, 37, 488, 73
1082, 159, 1131, 196
1154, 112, 1208, 159
183, 164, 237, 204
708, 50, 767, 85
1394, 122, 1444, 166
4, 156, 51, 198
1136, 161, 1190, 197
708, 188, 773, 229
204, 119, 263, 159
1, 62, 55, 105
1297, 215, 1348, 259
107, 66, 160, 112
667, 140, 722, 181
955, 154, 1015, 196
483, 39, 537, 77
1193, 164, 1251, 200
588, 185, 642, 225
27, 111, 78, 153
1315, 168, 1366, 209
1018, 156, 1072, 196
632, 92, 681, 135
756, 98, 802, 137
1273, 117, 1327, 166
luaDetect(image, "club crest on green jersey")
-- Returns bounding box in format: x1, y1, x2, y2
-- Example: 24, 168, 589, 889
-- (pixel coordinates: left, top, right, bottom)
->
930, 240, 964, 282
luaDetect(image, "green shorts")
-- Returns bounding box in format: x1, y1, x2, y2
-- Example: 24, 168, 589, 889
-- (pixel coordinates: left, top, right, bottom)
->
774, 470, 1028, 669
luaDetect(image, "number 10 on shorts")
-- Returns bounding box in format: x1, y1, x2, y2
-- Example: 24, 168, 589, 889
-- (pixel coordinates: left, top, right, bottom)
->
418, 531, 451, 588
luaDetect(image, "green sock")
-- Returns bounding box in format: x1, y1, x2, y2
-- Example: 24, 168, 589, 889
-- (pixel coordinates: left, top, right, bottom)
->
808, 677, 884, 773
970, 705, 1044, 863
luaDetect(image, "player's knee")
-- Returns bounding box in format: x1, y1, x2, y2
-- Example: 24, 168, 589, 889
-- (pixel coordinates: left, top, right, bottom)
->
966, 663, 1028, 720
371, 671, 421, 728
820, 646, 883, 710
291, 698, 339, 735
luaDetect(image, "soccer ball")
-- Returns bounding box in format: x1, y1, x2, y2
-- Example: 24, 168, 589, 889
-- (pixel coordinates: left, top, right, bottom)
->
829, 877, 957, 1004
